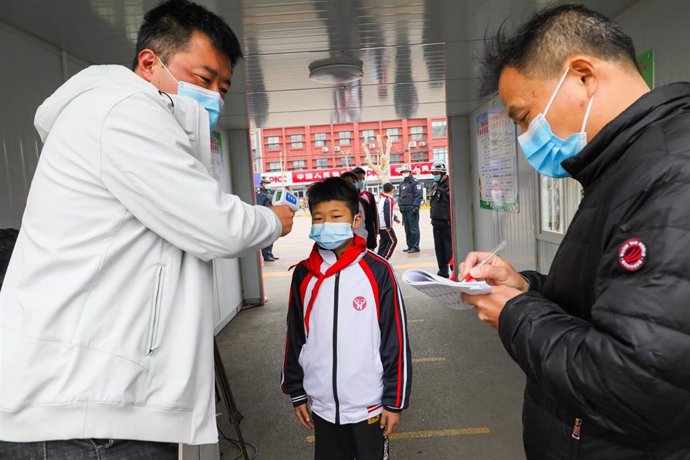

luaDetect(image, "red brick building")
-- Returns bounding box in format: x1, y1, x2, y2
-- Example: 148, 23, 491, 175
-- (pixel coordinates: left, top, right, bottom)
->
252, 117, 448, 194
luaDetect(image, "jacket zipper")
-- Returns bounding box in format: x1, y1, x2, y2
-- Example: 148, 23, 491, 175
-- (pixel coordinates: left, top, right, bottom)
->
332, 273, 341, 424
570, 417, 582, 460
148, 266, 164, 355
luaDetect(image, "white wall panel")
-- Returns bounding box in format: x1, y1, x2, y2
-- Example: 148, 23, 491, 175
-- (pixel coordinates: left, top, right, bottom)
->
0, 22, 64, 228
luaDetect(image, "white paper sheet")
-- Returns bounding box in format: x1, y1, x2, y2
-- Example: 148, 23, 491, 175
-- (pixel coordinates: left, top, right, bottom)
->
401, 269, 492, 310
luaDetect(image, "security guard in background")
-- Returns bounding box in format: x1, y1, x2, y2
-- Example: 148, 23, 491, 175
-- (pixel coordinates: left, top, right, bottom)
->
430, 161, 452, 277
397, 164, 423, 253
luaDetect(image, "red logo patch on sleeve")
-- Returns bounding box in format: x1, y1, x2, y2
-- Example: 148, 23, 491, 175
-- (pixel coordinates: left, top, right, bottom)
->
617, 239, 647, 272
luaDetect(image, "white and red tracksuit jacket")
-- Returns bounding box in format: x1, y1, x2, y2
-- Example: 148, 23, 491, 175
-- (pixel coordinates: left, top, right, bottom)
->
281, 236, 412, 424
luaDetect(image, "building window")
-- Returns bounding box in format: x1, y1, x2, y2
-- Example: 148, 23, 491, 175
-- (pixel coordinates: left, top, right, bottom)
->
338, 131, 352, 146
314, 132, 327, 147
390, 153, 403, 164
386, 128, 400, 142
361, 129, 376, 144
315, 158, 329, 168
339, 156, 355, 167
268, 162, 281, 171
433, 147, 448, 162
290, 134, 304, 149
412, 151, 428, 162
410, 126, 425, 141
432, 120, 447, 138
267, 136, 280, 150
292, 160, 306, 170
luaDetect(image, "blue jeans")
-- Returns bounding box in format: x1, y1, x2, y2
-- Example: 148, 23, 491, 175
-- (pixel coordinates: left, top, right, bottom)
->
0, 439, 178, 459
402, 209, 420, 250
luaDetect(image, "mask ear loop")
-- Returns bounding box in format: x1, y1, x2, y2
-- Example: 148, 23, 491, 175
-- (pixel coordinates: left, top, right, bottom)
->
580, 95, 595, 132
544, 67, 571, 117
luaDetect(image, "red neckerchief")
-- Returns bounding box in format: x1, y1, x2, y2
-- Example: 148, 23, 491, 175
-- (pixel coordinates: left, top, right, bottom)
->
301, 235, 367, 335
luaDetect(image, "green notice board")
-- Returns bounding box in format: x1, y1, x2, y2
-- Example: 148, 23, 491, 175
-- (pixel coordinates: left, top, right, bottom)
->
637, 49, 654, 89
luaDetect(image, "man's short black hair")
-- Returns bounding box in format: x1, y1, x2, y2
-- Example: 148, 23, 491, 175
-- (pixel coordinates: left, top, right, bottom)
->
480, 4, 639, 96
132, 0, 243, 70
340, 171, 358, 183
352, 167, 366, 177
383, 182, 394, 193
308, 177, 360, 218
0, 228, 19, 283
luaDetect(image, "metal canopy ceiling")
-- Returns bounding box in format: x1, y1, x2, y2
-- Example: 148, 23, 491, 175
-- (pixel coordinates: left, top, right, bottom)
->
0, 0, 638, 129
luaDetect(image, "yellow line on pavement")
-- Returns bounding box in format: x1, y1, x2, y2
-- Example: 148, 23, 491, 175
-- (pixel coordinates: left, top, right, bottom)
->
412, 357, 446, 363
408, 319, 425, 323
263, 261, 437, 278
306, 426, 490, 443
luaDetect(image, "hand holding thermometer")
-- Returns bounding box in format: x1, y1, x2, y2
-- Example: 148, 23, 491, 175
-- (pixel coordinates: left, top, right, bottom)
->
463, 240, 508, 282
271, 188, 300, 212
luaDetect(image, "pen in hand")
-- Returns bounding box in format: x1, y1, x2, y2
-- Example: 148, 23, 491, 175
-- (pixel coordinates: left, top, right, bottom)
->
463, 240, 508, 282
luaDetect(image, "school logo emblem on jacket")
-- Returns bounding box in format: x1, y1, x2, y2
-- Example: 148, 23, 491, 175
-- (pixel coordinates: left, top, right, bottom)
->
618, 238, 647, 272
353, 296, 367, 311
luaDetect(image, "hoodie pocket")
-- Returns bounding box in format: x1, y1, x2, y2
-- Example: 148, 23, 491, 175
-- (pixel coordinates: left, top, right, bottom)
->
147, 266, 164, 355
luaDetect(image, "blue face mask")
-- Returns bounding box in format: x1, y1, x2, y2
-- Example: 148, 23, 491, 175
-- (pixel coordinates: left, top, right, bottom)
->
432, 174, 441, 183
309, 222, 353, 250
158, 57, 224, 131
517, 68, 594, 178
356, 180, 365, 191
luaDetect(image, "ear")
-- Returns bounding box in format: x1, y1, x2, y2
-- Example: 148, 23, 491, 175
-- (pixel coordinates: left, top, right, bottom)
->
352, 213, 363, 230
568, 56, 597, 98
136, 49, 158, 83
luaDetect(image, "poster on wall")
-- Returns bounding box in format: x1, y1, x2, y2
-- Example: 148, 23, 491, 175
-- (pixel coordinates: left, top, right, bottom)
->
476, 100, 519, 212
637, 49, 654, 89
540, 176, 564, 234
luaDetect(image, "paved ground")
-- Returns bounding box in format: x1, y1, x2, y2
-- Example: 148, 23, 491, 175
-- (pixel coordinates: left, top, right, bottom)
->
216, 208, 526, 459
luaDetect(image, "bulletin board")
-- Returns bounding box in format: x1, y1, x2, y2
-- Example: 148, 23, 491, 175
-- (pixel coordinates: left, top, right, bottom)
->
476, 99, 520, 213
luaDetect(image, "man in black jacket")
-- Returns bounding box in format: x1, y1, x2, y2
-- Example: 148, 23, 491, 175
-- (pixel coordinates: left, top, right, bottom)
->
256, 177, 278, 262
429, 161, 452, 277
461, 5, 690, 459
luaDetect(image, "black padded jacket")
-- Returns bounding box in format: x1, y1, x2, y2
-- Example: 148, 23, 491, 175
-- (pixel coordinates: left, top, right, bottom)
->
499, 83, 690, 459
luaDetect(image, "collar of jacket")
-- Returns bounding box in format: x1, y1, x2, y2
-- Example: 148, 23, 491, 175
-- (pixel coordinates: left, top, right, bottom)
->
562, 82, 690, 187
303, 235, 368, 279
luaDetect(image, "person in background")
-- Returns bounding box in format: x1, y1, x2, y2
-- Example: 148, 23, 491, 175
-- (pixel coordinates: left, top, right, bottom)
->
352, 166, 380, 250
0, 1, 294, 457
429, 161, 452, 277
341, 171, 369, 246
256, 176, 279, 262
377, 183, 398, 260
461, 4, 690, 459
282, 177, 411, 460
0, 228, 19, 290
397, 164, 422, 253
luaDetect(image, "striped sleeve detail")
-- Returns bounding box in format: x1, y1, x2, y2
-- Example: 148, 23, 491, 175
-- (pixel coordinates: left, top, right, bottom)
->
359, 258, 381, 320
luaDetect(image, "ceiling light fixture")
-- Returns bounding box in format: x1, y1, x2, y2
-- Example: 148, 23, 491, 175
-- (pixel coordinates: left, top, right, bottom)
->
309, 54, 364, 85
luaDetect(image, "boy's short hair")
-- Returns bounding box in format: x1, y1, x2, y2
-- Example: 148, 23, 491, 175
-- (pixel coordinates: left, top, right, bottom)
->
308, 177, 360, 218
340, 171, 358, 183
352, 167, 366, 177
383, 182, 394, 193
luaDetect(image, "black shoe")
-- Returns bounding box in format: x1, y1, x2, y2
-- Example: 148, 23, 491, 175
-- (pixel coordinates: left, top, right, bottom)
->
437, 271, 449, 278
271, 256, 280, 260
407, 248, 420, 253
264, 257, 276, 262
402, 248, 411, 252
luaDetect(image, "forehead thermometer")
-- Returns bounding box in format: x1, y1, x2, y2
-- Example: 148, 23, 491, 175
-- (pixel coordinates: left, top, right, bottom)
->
271, 188, 299, 212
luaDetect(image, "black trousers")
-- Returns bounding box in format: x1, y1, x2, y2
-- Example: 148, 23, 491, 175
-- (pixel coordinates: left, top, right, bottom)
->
377, 228, 398, 260
313, 412, 389, 460
432, 222, 452, 277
